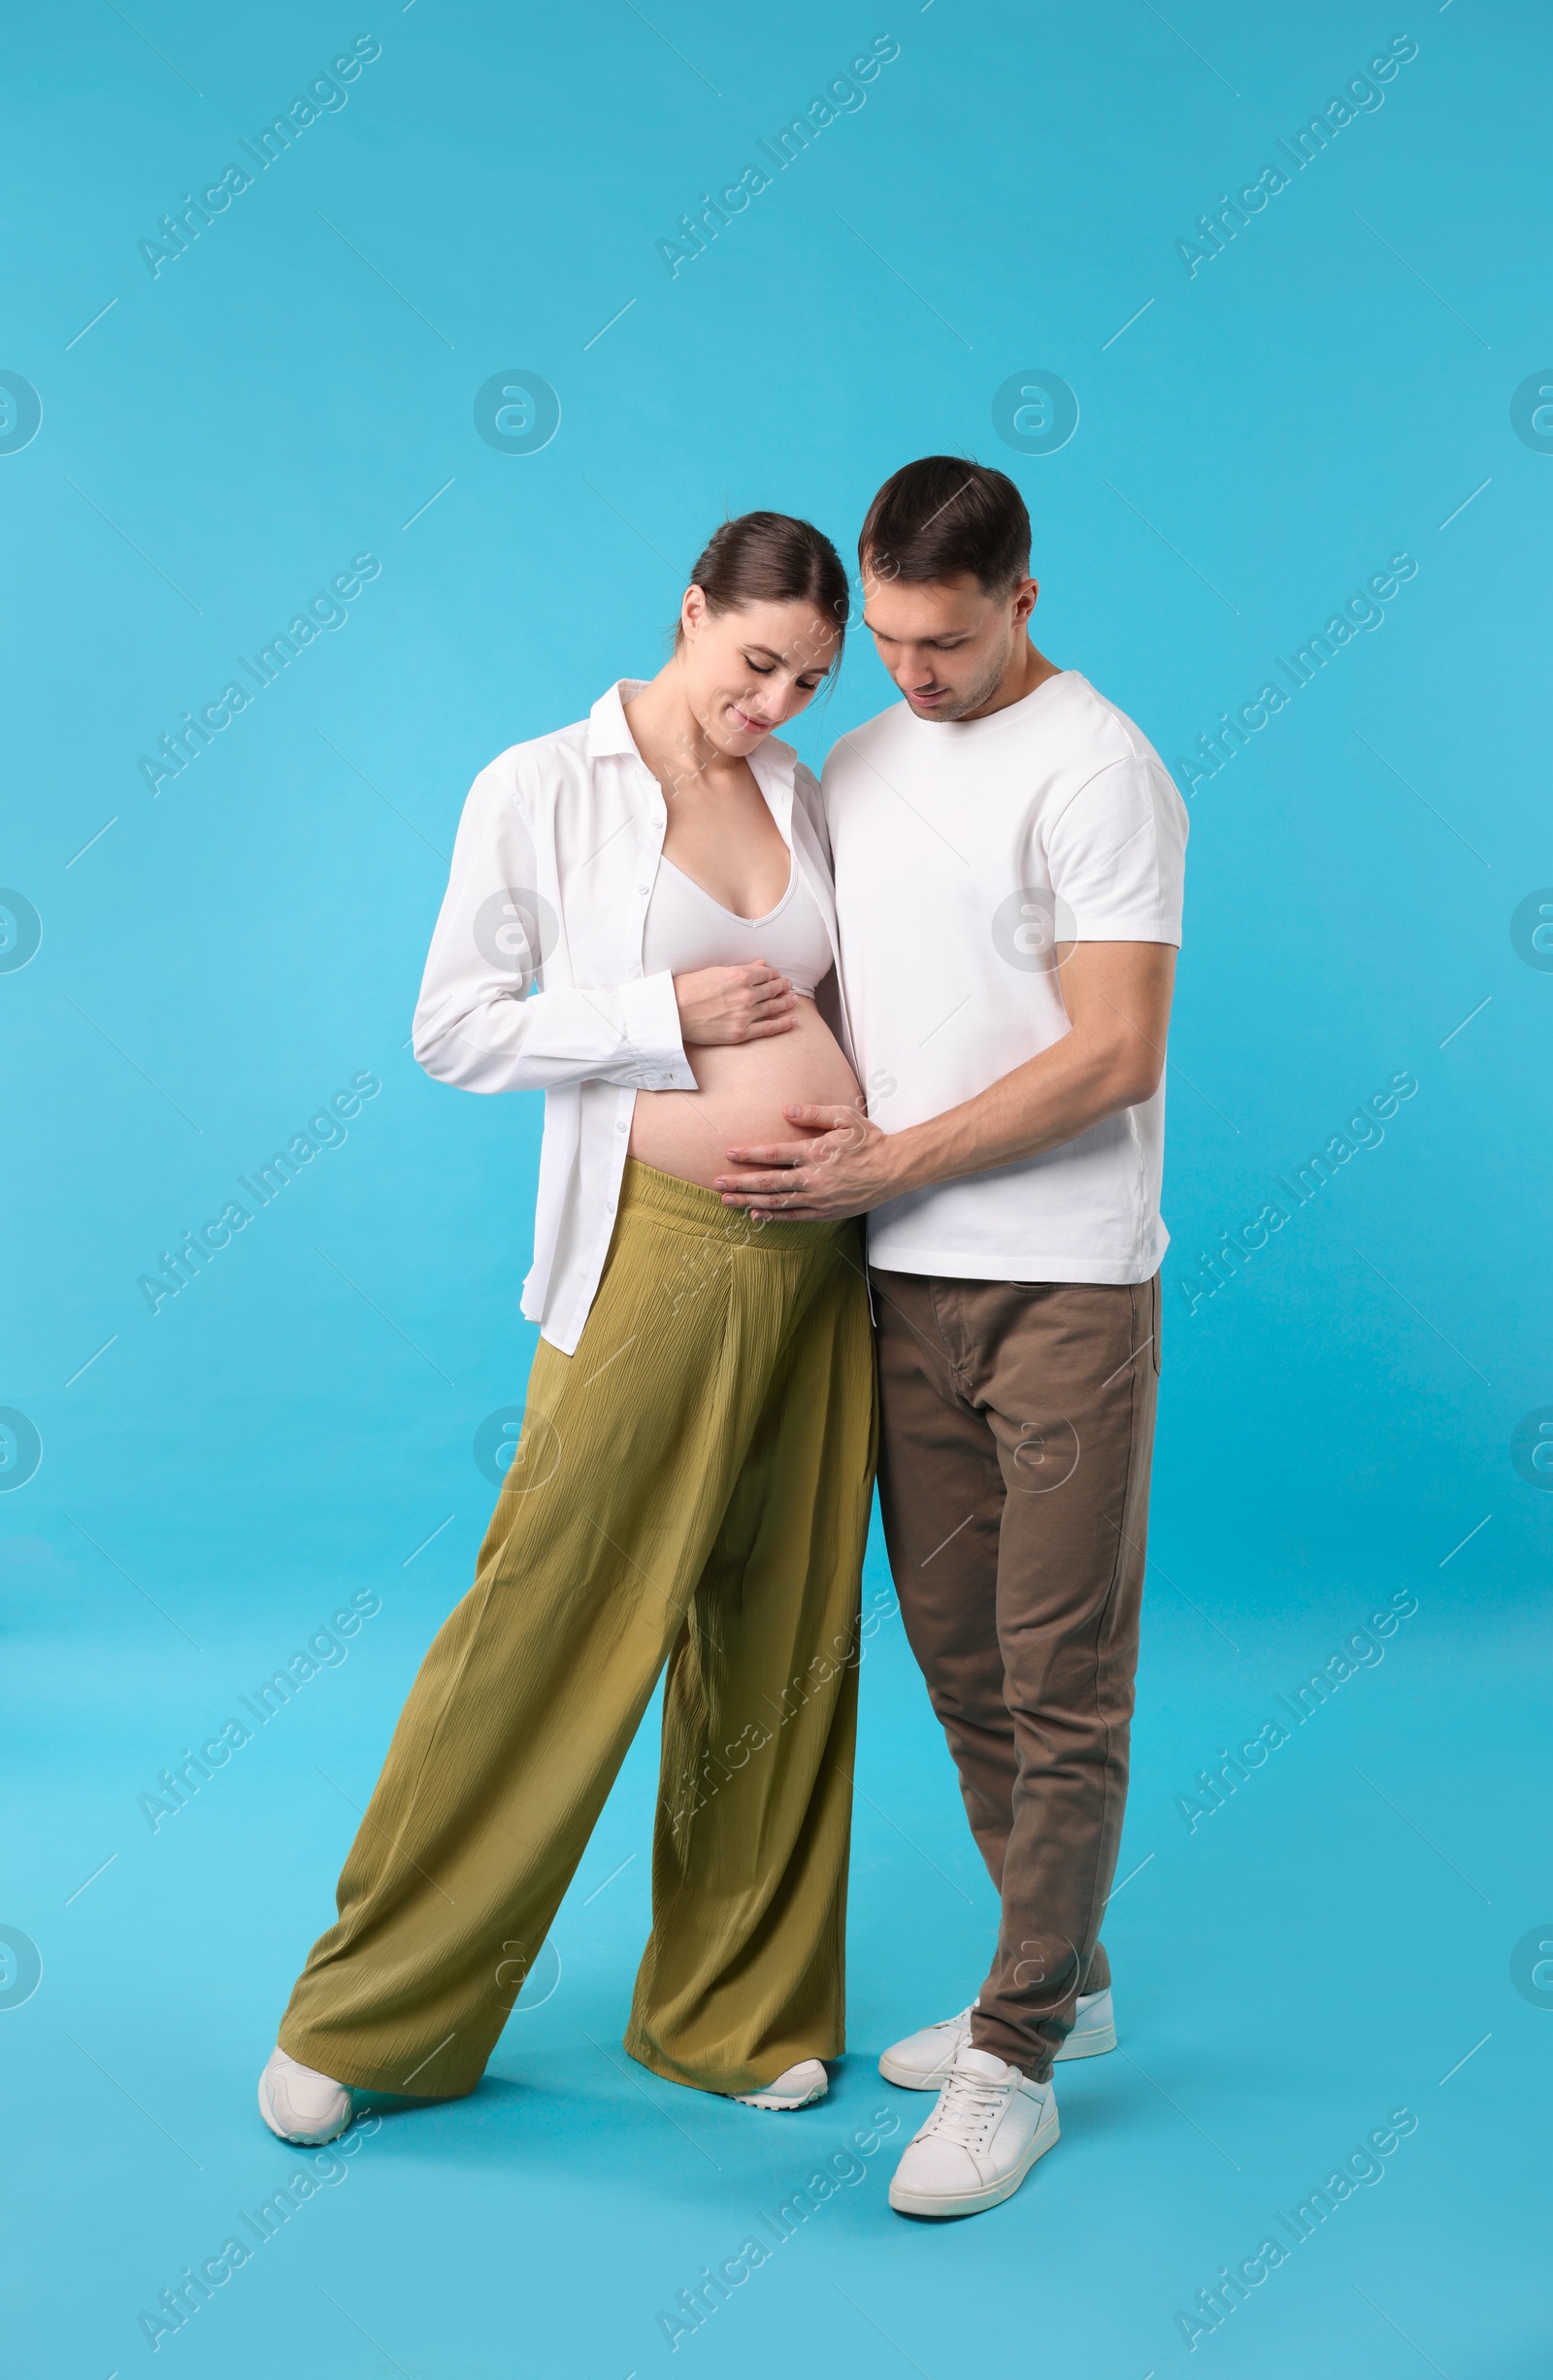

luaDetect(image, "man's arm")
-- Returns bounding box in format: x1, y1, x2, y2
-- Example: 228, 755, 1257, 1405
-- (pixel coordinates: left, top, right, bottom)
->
715, 941, 1176, 1218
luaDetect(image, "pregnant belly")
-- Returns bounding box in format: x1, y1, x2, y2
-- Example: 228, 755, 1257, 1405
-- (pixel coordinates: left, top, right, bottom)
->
628, 995, 861, 1190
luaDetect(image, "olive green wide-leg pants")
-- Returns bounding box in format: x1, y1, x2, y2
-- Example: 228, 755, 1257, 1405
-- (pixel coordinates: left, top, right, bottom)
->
279, 1162, 876, 2100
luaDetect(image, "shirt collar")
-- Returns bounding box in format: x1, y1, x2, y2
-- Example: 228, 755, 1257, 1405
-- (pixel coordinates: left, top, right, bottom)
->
585, 678, 646, 761
587, 678, 797, 821
746, 734, 796, 821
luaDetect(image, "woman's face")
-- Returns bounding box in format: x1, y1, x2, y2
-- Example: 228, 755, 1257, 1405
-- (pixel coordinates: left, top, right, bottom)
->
677, 590, 841, 756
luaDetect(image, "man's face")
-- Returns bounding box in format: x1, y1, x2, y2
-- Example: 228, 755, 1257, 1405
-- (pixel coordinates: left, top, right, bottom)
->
860, 567, 1037, 721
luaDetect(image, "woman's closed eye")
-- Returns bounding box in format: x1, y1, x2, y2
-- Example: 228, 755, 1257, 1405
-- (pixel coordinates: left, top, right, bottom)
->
743, 654, 823, 692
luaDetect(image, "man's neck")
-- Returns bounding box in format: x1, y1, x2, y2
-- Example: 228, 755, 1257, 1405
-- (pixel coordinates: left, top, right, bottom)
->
960, 639, 1062, 723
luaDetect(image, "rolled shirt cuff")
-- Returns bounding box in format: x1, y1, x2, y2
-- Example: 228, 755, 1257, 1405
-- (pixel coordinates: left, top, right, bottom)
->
620, 968, 697, 1090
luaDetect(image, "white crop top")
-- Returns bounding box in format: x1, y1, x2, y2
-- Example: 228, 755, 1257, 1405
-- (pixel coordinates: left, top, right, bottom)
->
642, 856, 833, 997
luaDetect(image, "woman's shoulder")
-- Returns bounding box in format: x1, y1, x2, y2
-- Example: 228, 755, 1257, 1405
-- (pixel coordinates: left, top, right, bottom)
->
768, 736, 821, 810
466, 714, 595, 813
774, 744, 836, 873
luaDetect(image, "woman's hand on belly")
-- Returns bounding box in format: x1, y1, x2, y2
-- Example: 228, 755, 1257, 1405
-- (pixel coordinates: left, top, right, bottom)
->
674, 962, 797, 1045
628, 996, 862, 1192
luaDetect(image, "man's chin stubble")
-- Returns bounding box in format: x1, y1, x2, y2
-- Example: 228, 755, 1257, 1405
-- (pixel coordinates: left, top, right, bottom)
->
909, 657, 1010, 722
915, 684, 999, 723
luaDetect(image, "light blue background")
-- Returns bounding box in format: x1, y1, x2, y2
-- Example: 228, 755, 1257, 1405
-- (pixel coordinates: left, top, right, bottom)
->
3, 3, 1549, 2374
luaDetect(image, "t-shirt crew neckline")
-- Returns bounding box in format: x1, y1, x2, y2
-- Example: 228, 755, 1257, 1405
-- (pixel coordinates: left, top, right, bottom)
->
892, 668, 1074, 744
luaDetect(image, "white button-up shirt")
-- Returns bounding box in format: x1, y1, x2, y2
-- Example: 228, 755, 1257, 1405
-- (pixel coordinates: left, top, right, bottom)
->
413, 681, 855, 1353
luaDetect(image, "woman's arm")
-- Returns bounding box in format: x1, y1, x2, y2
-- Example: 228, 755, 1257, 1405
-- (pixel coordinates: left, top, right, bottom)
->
412, 759, 697, 1098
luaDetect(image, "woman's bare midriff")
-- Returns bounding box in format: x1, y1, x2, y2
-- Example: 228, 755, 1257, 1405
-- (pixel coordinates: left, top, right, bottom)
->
628, 995, 861, 1191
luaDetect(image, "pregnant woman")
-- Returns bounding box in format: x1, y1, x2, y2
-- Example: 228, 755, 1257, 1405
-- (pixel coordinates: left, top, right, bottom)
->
259, 512, 876, 2144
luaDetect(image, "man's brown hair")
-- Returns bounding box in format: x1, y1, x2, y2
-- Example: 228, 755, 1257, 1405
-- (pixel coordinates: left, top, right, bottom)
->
860, 456, 1031, 592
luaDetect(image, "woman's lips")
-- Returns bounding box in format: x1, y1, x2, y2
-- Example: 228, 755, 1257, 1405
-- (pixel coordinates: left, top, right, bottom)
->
729, 706, 771, 735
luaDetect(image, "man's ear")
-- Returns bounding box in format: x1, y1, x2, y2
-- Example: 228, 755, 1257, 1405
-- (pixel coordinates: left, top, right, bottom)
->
1012, 577, 1039, 628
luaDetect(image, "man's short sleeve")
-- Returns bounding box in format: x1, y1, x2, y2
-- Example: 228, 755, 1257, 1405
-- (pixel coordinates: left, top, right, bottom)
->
1043, 756, 1187, 946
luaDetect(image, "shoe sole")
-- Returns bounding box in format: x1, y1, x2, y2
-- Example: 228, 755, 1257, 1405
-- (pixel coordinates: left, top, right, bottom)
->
880, 2022, 1115, 2091
735, 2079, 828, 2110
877, 2045, 960, 2090
1055, 2017, 1117, 2061
257, 2071, 354, 2146
888, 2104, 1060, 2218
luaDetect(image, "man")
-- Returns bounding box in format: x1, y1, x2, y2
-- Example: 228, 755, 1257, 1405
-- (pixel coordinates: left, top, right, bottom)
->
717, 455, 1187, 2220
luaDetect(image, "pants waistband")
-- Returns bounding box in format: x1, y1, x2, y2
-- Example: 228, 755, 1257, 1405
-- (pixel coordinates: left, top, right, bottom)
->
619, 1159, 853, 1250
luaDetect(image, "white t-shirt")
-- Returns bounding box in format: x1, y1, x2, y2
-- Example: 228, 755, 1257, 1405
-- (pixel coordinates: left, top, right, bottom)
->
822, 670, 1188, 1283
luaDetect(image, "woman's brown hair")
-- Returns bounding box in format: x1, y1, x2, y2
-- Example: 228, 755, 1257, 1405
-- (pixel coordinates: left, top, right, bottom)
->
677, 511, 849, 673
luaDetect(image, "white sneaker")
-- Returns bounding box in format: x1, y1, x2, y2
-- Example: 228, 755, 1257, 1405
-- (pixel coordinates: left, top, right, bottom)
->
878, 1986, 1115, 2089
734, 2058, 828, 2110
1057, 1985, 1116, 2061
888, 2045, 1059, 2218
878, 2003, 975, 2088
257, 2045, 354, 2145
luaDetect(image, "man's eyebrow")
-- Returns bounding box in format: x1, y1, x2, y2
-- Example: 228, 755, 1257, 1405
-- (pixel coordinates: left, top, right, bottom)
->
861, 614, 967, 643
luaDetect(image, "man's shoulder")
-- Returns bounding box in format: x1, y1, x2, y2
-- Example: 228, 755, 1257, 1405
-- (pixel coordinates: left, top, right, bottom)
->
1038, 673, 1164, 776
818, 700, 910, 791
1041, 679, 1187, 884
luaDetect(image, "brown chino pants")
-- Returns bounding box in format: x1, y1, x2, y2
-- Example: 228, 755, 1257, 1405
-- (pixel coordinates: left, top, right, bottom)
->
872, 1269, 1160, 2083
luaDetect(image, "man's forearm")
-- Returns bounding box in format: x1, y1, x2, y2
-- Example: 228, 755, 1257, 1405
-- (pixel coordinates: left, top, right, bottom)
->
880, 1030, 1152, 1202
717, 943, 1175, 1221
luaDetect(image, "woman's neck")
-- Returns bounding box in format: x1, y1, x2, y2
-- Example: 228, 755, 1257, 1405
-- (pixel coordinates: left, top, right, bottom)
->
624, 663, 734, 802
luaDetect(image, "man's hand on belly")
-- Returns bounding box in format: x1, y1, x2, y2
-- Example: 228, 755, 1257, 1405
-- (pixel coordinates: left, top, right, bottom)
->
716, 1105, 899, 1220
716, 944, 1178, 1218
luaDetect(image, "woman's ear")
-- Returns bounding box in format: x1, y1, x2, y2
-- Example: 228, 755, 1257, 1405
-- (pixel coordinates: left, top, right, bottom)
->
680, 583, 708, 645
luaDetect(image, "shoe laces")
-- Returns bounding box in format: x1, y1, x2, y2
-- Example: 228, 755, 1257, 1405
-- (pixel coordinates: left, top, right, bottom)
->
923, 2065, 1011, 2149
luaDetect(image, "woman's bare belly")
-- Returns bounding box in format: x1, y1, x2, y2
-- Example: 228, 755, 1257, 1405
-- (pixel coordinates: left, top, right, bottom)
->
628, 995, 861, 1191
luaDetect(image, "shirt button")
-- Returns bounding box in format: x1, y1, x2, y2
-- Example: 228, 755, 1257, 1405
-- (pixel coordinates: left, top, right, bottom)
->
616, 1119, 628, 1133
637, 882, 649, 896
